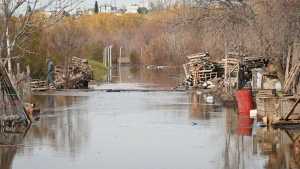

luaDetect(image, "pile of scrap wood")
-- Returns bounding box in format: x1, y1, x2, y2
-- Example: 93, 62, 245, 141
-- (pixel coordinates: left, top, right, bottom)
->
183, 53, 224, 88
181, 50, 271, 90
55, 57, 93, 89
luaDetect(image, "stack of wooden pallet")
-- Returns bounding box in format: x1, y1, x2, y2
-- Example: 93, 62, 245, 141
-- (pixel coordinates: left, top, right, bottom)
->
55, 57, 93, 89
30, 80, 48, 92
256, 89, 277, 98
256, 90, 279, 124
183, 53, 223, 87
242, 56, 268, 69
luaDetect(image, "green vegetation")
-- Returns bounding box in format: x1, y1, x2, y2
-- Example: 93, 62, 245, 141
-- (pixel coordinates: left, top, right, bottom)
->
137, 7, 149, 14
88, 59, 106, 81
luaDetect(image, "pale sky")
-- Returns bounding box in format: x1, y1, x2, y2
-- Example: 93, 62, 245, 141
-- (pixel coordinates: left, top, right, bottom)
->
82, 0, 147, 8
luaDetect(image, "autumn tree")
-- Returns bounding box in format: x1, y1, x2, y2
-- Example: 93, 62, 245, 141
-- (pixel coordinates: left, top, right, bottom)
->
0, 0, 83, 76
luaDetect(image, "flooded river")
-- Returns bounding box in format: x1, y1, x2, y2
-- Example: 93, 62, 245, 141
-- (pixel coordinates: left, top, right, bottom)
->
2, 67, 300, 169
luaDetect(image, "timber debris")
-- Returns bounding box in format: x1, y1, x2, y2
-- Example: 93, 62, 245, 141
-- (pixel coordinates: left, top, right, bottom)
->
55, 57, 93, 89
183, 53, 224, 88
182, 52, 268, 91
30, 57, 93, 91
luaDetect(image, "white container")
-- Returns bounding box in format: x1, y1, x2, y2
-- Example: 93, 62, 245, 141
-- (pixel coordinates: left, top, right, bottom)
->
250, 109, 257, 119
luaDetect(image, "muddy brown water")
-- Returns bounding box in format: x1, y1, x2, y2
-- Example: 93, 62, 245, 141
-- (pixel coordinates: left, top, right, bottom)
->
1, 66, 299, 169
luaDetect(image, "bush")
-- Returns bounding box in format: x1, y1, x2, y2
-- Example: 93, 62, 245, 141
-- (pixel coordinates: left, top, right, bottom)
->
88, 59, 106, 81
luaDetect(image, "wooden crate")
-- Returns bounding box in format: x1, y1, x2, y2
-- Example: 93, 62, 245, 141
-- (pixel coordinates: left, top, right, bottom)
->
256, 96, 279, 123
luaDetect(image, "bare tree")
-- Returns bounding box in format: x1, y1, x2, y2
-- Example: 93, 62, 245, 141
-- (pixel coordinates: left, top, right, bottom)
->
0, 0, 84, 75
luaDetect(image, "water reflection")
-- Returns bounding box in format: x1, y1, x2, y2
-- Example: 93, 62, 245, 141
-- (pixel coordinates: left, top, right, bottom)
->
223, 102, 300, 169
255, 128, 300, 169
114, 66, 183, 88
189, 91, 222, 120
0, 130, 27, 169
223, 105, 262, 169
23, 94, 90, 158
6, 67, 300, 169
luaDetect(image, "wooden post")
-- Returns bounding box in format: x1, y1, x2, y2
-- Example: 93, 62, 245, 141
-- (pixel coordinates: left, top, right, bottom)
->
108, 45, 112, 82
26, 65, 30, 77
285, 45, 292, 82
119, 47, 122, 82
17, 63, 20, 77
224, 41, 229, 93
103, 47, 107, 67
183, 64, 188, 79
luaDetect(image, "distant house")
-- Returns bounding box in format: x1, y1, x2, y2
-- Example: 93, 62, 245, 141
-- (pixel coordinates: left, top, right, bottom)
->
125, 3, 149, 14
125, 4, 140, 13
99, 4, 118, 13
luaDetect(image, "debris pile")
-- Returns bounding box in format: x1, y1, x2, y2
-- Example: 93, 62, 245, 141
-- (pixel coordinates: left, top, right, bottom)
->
55, 57, 93, 89
182, 52, 269, 91
30, 57, 93, 91
183, 53, 224, 88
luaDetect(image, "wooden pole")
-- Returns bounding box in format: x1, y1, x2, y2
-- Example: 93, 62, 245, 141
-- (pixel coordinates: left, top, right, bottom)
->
26, 65, 30, 77
109, 46, 112, 82
224, 41, 229, 92
285, 45, 292, 82
103, 47, 107, 67
119, 47, 122, 82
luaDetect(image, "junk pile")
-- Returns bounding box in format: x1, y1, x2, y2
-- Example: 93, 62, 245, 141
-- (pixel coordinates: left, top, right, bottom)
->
0, 64, 31, 130
183, 53, 224, 89
182, 52, 269, 90
55, 57, 93, 89
30, 57, 93, 91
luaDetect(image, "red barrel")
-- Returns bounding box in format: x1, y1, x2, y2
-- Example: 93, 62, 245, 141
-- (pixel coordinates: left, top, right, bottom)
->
235, 89, 253, 115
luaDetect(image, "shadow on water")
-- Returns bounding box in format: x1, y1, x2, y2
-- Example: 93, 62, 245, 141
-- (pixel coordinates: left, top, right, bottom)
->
0, 129, 28, 169
22, 94, 90, 158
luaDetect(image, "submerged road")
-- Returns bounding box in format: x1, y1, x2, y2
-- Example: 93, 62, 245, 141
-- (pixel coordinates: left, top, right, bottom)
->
4, 83, 269, 169
0, 66, 296, 169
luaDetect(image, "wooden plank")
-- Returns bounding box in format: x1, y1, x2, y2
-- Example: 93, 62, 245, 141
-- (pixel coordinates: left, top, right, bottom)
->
285, 45, 292, 80
284, 64, 300, 93
284, 98, 300, 120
